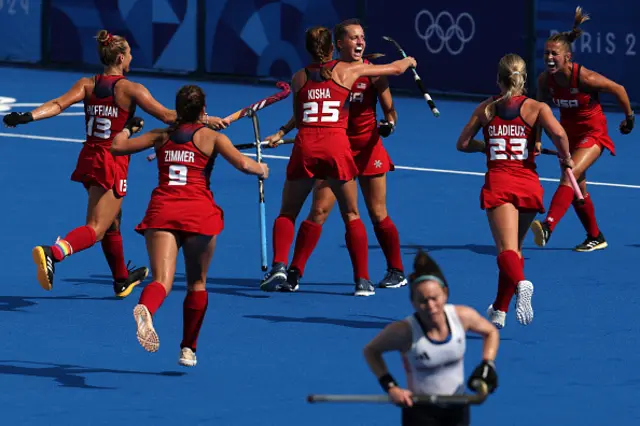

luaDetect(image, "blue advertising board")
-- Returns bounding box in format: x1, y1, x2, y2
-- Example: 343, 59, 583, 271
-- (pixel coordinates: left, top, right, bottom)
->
364, 0, 530, 96
0, 0, 42, 63
205, 0, 360, 80
49, 0, 197, 72
535, 0, 640, 105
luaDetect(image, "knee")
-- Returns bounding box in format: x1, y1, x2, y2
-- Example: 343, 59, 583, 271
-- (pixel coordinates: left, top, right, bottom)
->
368, 205, 388, 224
342, 211, 361, 223
307, 206, 330, 225
107, 218, 121, 233
187, 281, 206, 292
278, 208, 300, 222
89, 225, 106, 242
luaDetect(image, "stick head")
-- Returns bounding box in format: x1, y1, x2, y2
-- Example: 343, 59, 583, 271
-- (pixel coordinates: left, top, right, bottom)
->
382, 36, 404, 54
275, 81, 291, 97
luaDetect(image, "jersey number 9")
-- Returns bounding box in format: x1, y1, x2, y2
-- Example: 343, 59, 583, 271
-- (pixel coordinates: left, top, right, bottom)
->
169, 165, 188, 186
302, 101, 341, 123
87, 117, 112, 139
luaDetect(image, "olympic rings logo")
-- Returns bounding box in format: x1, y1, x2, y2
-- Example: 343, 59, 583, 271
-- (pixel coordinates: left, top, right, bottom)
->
414, 10, 475, 55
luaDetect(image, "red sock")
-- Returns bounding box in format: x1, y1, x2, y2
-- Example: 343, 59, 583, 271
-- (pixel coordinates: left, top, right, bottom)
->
373, 216, 403, 271
492, 250, 524, 312
345, 218, 369, 281
272, 215, 295, 265
290, 220, 323, 275
138, 281, 167, 315
101, 230, 129, 281
181, 290, 208, 351
51, 225, 97, 262
573, 193, 600, 238
493, 271, 512, 312
545, 185, 575, 232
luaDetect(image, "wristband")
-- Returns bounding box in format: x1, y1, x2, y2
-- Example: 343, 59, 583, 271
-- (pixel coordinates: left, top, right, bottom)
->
378, 373, 398, 393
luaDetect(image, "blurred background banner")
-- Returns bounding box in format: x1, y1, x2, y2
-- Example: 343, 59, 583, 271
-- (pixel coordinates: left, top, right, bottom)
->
204, 0, 360, 80
48, 0, 198, 72
535, 0, 640, 102
1, 0, 637, 106
0, 0, 42, 63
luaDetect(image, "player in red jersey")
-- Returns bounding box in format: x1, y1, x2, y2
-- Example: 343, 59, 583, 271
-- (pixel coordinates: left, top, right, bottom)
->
259, 26, 415, 296
530, 7, 635, 252
263, 19, 405, 294
2, 30, 228, 297
456, 53, 572, 329
110, 85, 268, 366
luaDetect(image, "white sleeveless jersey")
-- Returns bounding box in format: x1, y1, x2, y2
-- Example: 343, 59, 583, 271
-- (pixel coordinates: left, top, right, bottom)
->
401, 304, 466, 395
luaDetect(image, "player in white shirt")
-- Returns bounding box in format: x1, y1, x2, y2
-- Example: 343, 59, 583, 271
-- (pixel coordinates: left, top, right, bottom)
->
363, 250, 499, 426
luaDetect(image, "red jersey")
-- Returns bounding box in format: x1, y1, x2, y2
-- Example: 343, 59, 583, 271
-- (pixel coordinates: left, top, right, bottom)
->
296, 60, 351, 130
136, 123, 223, 236
482, 96, 537, 171
547, 63, 605, 128
84, 74, 132, 147
154, 123, 215, 199
348, 59, 378, 136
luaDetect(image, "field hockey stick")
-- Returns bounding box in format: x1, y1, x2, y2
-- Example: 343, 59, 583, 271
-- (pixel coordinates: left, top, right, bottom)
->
247, 108, 269, 272
234, 138, 294, 151
224, 81, 291, 123
382, 36, 440, 117
308, 381, 488, 405
363, 53, 385, 60
146, 82, 292, 161
539, 148, 584, 204
564, 166, 584, 205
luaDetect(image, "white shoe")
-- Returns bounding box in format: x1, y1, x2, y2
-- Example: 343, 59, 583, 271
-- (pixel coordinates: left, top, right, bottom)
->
133, 304, 159, 352
487, 304, 506, 329
515, 280, 534, 325
178, 347, 197, 367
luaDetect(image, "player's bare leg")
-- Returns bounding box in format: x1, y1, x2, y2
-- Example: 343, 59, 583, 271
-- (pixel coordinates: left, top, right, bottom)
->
178, 234, 216, 367
133, 230, 178, 353
359, 173, 406, 289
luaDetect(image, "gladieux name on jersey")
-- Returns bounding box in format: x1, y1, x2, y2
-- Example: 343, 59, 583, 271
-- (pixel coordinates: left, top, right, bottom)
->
164, 150, 195, 163
307, 88, 332, 100
86, 105, 119, 118
487, 124, 526, 137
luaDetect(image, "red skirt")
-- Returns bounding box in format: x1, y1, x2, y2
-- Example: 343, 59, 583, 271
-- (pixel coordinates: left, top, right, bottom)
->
349, 131, 394, 176
70, 143, 129, 197
480, 168, 545, 213
135, 189, 224, 236
563, 115, 616, 155
286, 128, 359, 181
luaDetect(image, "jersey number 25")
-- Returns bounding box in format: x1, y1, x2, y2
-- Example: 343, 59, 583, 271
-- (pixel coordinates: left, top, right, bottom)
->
302, 101, 340, 123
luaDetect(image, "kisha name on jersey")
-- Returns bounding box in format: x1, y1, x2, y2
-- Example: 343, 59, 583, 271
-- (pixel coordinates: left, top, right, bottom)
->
487, 124, 526, 137
86, 105, 119, 118
307, 88, 331, 100
164, 150, 195, 163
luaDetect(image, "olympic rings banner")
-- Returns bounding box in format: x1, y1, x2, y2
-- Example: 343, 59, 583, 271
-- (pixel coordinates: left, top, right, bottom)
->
534, 0, 640, 104
364, 0, 530, 96
48, 0, 198, 72
0, 0, 42, 63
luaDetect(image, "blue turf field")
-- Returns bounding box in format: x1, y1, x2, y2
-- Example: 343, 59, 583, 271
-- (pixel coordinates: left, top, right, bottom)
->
1, 66, 639, 425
